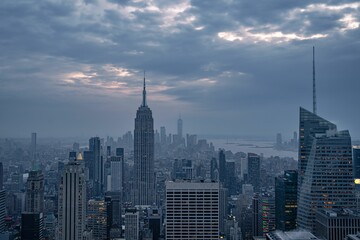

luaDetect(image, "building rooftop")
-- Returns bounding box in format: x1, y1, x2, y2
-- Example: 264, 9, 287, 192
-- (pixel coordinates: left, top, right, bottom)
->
318, 209, 360, 218
166, 180, 220, 189
267, 230, 319, 240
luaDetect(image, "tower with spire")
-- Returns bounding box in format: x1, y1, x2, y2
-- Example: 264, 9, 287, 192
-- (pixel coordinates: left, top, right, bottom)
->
177, 114, 183, 139
313, 46, 317, 115
133, 73, 155, 205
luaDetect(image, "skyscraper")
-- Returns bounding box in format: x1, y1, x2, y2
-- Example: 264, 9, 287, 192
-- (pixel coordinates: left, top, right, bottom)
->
105, 193, 122, 238
259, 192, 276, 236
125, 209, 139, 240
25, 170, 44, 213
134, 76, 155, 205
219, 149, 226, 183
58, 158, 86, 240
353, 146, 360, 181
87, 199, 107, 240
177, 115, 183, 139
172, 159, 193, 180
0, 190, 5, 232
210, 157, 218, 181
18, 168, 42, 238
297, 107, 355, 232
275, 170, 298, 231
110, 154, 124, 192
247, 153, 260, 193
297, 107, 336, 189
21, 212, 44, 240
315, 209, 360, 240
165, 181, 220, 240
225, 160, 236, 195
89, 137, 103, 196
0, 162, 3, 190
160, 126, 166, 145
252, 193, 260, 237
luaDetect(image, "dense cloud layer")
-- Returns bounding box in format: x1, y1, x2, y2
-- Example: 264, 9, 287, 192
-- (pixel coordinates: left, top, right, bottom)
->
0, 0, 359, 139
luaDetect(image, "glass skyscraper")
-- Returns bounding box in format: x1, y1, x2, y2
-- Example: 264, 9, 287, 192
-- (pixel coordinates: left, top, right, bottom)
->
275, 170, 297, 231
353, 146, 360, 180
248, 153, 261, 193
297, 107, 355, 232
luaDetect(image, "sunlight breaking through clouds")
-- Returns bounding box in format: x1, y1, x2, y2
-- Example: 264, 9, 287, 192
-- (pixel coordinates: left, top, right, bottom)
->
218, 29, 328, 44
61, 66, 176, 103
339, 14, 360, 31
102, 65, 134, 77
219, 2, 360, 44
179, 78, 217, 87
299, 2, 360, 13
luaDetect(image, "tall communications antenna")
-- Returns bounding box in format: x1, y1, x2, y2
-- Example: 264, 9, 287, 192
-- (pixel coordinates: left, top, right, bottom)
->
313, 46, 317, 115
142, 70, 147, 107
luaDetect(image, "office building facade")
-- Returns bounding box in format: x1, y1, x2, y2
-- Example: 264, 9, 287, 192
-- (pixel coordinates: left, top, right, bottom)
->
87, 199, 107, 240
25, 170, 44, 213
315, 209, 360, 240
165, 181, 220, 240
297, 108, 355, 232
89, 137, 103, 196
248, 153, 260, 193
21, 212, 44, 240
110, 155, 124, 192
58, 160, 86, 240
275, 170, 297, 231
125, 209, 139, 240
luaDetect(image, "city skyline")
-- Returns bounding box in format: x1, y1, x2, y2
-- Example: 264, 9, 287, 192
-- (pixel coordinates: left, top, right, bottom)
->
1, 0, 360, 139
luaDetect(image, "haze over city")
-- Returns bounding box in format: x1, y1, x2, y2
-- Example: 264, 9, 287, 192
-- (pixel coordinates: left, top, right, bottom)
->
1, 0, 360, 138
2, 1, 360, 240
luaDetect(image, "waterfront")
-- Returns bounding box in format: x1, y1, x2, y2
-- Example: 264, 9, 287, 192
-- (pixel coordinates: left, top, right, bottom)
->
210, 138, 298, 159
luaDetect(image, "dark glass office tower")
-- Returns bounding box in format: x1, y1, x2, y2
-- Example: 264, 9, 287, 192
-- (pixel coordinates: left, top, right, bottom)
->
248, 153, 260, 193
21, 212, 44, 240
297, 107, 355, 232
353, 147, 360, 180
0, 162, 3, 190
134, 76, 155, 205
275, 170, 297, 231
219, 149, 226, 183
89, 137, 103, 196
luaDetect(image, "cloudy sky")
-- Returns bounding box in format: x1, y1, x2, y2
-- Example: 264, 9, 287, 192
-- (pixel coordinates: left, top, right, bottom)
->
1, 0, 359, 140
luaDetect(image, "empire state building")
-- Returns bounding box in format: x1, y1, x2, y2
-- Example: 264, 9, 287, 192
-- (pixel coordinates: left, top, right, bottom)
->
134, 76, 155, 205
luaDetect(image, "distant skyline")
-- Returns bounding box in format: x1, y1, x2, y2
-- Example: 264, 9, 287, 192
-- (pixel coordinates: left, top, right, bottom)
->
1, 0, 359, 139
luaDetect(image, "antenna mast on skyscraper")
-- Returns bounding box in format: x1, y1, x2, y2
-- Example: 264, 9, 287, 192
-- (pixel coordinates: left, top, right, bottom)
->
313, 46, 317, 115
142, 70, 147, 107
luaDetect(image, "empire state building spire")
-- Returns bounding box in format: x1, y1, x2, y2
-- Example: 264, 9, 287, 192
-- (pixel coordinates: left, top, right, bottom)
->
134, 70, 154, 206
142, 71, 147, 107
313, 46, 317, 115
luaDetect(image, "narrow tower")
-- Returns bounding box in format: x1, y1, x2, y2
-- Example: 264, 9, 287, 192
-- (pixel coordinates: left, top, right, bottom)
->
177, 114, 183, 139
58, 159, 86, 240
134, 74, 155, 205
142, 71, 147, 107
313, 46, 317, 115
